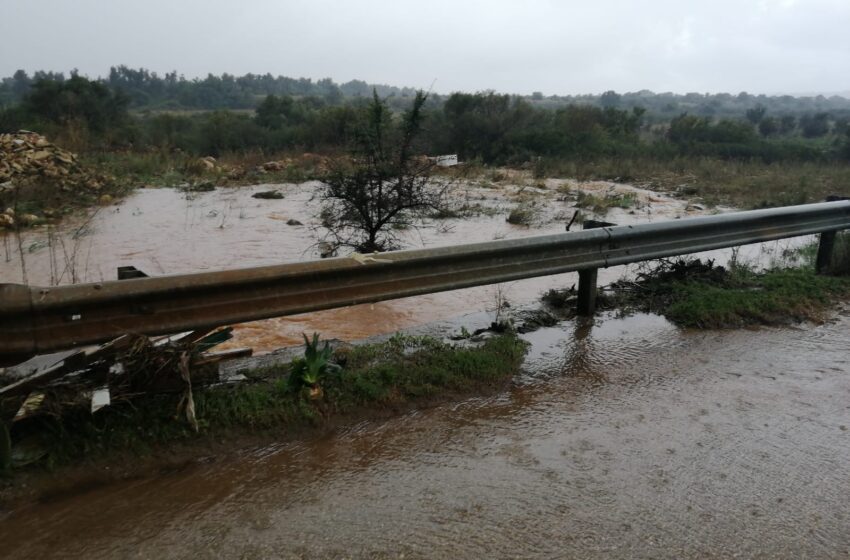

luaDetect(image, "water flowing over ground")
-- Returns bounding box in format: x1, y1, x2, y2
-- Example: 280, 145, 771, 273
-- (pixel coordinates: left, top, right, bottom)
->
0, 180, 805, 352
2, 309, 849, 558
3, 179, 842, 558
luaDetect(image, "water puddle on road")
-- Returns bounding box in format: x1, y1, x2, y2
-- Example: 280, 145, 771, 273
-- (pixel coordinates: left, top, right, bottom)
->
2, 310, 849, 558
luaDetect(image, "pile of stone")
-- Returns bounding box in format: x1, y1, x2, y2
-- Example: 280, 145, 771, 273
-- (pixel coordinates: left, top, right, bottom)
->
0, 131, 116, 229
0, 130, 109, 192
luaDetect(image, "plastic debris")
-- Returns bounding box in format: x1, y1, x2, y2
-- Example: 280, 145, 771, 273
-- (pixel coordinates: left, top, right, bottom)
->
90, 387, 111, 413
14, 392, 45, 421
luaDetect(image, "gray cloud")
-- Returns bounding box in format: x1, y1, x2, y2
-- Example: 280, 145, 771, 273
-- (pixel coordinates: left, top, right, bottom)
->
1, 0, 848, 95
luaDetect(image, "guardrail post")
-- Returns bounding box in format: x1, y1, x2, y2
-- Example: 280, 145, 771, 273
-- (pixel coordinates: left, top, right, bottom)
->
576, 269, 598, 316
816, 196, 850, 275
816, 231, 836, 275
576, 220, 614, 316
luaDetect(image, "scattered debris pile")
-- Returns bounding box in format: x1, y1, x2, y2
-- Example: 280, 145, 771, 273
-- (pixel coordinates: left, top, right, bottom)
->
614, 258, 726, 291
0, 326, 252, 470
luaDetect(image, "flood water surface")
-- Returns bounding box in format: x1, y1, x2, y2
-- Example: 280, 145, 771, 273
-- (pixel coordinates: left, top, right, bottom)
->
3, 180, 843, 558
2, 311, 850, 559
0, 180, 806, 353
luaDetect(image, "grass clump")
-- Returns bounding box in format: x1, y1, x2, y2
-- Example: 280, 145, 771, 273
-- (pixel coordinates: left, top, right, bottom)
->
506, 204, 536, 225
428, 202, 500, 219
331, 333, 527, 403
611, 257, 850, 328
6, 333, 528, 472
574, 190, 637, 214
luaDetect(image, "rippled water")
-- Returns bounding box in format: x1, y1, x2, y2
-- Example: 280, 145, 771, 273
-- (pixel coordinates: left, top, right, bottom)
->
3, 310, 849, 559
3, 181, 840, 557
0, 181, 811, 352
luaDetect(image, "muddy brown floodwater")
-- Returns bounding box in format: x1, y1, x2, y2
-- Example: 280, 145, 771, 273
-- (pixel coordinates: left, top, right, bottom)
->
2, 179, 839, 558
0, 180, 805, 352
2, 309, 849, 559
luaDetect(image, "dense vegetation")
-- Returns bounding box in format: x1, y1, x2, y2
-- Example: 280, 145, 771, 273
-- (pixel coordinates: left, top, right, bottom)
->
2, 68, 850, 193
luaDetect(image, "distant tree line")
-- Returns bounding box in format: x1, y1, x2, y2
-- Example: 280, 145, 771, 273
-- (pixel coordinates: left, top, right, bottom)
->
0, 66, 423, 111
534, 89, 850, 123
4, 67, 850, 119
2, 74, 850, 163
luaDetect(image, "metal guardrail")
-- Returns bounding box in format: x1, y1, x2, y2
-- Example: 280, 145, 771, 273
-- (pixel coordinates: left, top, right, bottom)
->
2, 200, 849, 365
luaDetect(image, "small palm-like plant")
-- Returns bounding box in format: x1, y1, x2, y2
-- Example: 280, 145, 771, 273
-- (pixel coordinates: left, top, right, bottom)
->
288, 333, 341, 398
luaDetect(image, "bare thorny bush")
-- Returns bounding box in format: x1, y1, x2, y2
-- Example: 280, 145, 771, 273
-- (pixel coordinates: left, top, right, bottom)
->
319, 90, 452, 254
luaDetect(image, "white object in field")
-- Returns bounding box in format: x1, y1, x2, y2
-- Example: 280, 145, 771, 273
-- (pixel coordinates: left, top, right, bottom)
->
91, 387, 111, 413
429, 154, 458, 167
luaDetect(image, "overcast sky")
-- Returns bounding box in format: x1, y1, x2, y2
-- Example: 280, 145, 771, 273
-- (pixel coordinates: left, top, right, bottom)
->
2, 0, 849, 96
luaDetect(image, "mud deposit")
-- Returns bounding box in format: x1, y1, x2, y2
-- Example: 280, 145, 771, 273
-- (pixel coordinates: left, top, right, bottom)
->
2, 309, 850, 558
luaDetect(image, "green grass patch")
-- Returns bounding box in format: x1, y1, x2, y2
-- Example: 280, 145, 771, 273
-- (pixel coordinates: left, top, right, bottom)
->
610, 257, 850, 328
7, 333, 528, 472
665, 268, 850, 327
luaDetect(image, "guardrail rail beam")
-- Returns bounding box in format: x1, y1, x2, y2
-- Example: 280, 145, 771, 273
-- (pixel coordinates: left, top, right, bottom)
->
2, 200, 849, 365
